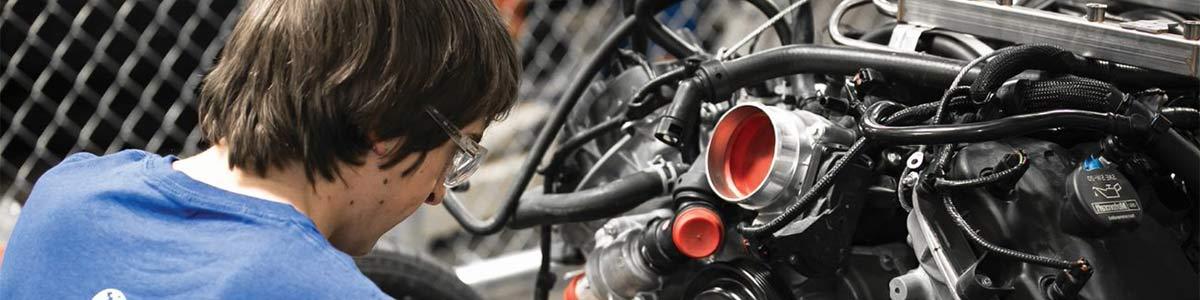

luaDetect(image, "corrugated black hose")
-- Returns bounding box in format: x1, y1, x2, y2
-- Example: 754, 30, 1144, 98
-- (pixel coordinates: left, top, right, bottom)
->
968, 44, 1189, 104
861, 102, 1145, 146
1000, 75, 1122, 115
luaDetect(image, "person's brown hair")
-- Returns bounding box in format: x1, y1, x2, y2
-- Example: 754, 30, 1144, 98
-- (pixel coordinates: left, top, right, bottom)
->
198, 0, 519, 182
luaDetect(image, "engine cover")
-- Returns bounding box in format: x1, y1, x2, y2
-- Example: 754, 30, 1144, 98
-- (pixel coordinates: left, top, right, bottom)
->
916, 139, 1198, 299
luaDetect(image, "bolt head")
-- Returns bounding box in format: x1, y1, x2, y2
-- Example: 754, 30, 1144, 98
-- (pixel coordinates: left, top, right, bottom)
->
1085, 3, 1107, 22
979, 275, 994, 287
906, 152, 925, 169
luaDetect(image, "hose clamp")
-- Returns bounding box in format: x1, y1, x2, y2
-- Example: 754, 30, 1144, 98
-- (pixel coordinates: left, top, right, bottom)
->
649, 156, 680, 193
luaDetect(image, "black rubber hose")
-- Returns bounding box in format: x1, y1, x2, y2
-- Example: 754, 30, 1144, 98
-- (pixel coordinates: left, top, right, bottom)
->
933, 151, 1030, 189
703, 45, 980, 97
942, 194, 1080, 269
623, 0, 649, 53
1144, 128, 1200, 199
744, 0, 794, 45
1162, 107, 1199, 129
627, 68, 690, 120
927, 35, 978, 60
442, 17, 638, 235
786, 0, 818, 99
534, 224, 553, 300
861, 102, 1145, 146
636, 0, 703, 59
509, 167, 671, 229
859, 24, 894, 44
736, 137, 870, 238
1123, 101, 1200, 198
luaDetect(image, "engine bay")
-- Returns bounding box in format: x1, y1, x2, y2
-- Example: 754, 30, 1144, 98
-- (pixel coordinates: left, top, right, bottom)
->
442, 1, 1200, 299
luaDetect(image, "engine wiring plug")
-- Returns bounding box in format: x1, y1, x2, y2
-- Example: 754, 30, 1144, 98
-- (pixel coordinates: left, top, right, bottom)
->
655, 78, 704, 152
654, 56, 716, 160
1045, 258, 1093, 300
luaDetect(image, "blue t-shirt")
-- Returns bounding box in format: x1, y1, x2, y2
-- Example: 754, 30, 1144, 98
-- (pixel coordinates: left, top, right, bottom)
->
0, 150, 389, 299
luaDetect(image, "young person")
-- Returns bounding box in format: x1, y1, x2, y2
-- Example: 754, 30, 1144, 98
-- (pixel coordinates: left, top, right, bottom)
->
0, 0, 519, 298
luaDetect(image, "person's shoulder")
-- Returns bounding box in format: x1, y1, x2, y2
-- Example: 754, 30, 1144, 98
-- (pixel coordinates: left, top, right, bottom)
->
22, 149, 154, 205
62, 149, 152, 170
37, 149, 154, 186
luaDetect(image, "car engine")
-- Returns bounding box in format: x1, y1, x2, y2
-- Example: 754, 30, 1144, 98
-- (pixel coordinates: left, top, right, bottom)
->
442, 0, 1200, 299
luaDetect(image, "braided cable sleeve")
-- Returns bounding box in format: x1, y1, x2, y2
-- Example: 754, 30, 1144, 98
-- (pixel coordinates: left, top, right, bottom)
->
883, 94, 973, 125
1010, 75, 1120, 114
969, 44, 1072, 103
942, 194, 1078, 269
736, 137, 870, 238
933, 150, 1029, 189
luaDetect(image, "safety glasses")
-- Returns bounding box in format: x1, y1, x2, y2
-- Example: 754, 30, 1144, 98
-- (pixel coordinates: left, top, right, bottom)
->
424, 106, 488, 187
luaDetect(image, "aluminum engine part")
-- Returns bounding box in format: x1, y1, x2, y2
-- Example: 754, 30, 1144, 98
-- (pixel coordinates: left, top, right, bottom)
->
574, 210, 672, 300
896, 0, 1200, 77
705, 103, 856, 234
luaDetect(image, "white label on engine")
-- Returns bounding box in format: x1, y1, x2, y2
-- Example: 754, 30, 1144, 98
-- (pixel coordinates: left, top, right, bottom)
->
1091, 199, 1140, 214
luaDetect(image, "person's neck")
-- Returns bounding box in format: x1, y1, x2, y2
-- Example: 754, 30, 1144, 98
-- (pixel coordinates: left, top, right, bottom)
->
171, 146, 340, 238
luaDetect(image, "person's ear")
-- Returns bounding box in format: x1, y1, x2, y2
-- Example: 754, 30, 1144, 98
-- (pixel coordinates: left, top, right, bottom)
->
372, 143, 389, 157
367, 133, 401, 158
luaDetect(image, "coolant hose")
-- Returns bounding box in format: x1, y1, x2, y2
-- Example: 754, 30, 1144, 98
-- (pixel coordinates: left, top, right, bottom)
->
1162, 107, 1199, 129
1144, 130, 1200, 198
509, 163, 682, 229
702, 45, 980, 96
861, 101, 1145, 146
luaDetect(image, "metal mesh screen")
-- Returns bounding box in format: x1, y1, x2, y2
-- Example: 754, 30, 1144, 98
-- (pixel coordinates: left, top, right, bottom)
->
1, 0, 241, 202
